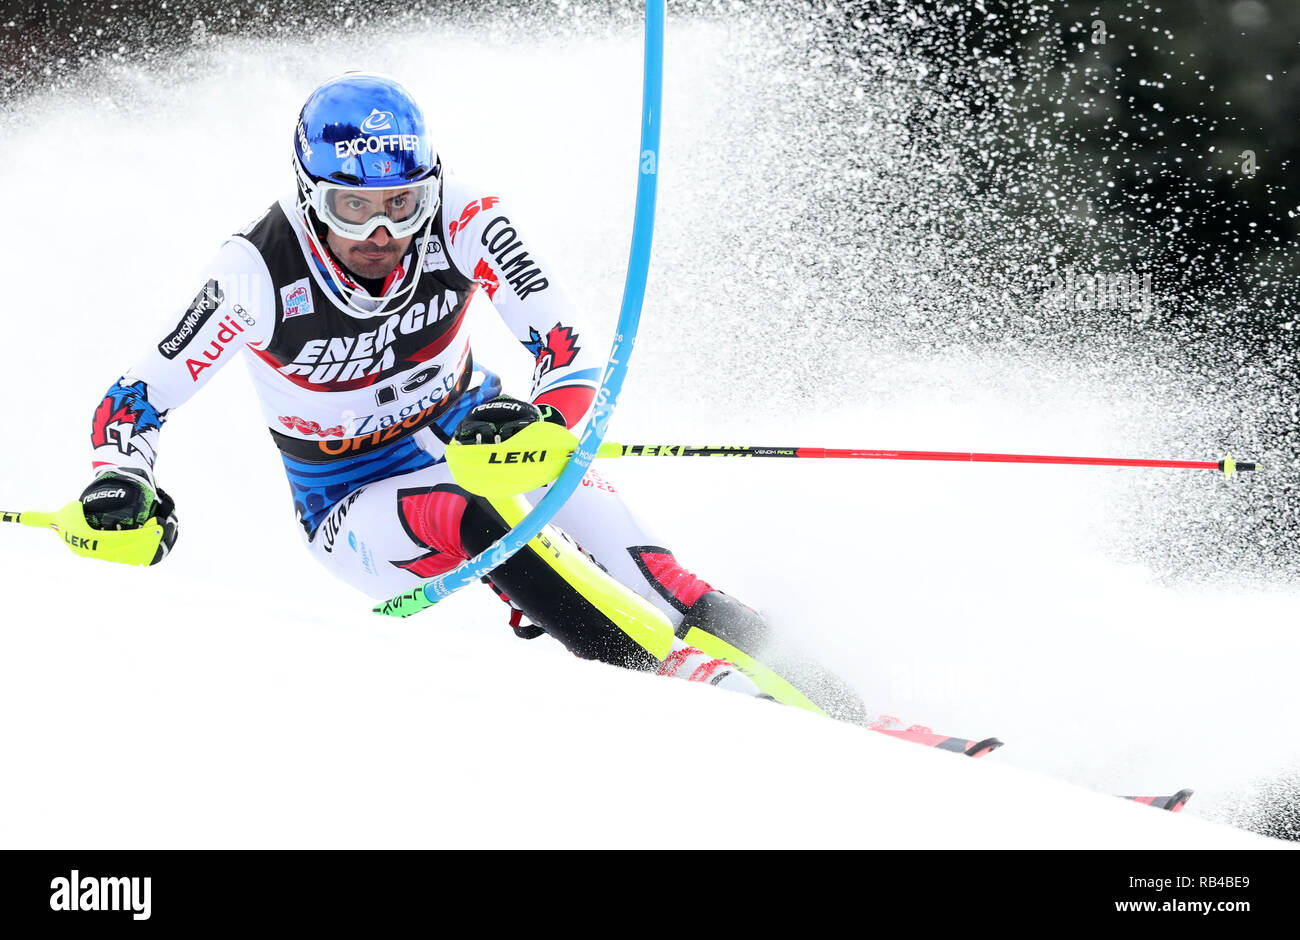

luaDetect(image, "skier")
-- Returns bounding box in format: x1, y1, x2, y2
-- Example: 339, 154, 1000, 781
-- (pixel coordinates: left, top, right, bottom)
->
77, 72, 859, 717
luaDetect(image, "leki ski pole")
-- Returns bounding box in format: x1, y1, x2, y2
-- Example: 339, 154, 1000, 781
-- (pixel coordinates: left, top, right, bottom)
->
1, 504, 166, 566
442, 423, 1258, 501
589, 444, 1257, 477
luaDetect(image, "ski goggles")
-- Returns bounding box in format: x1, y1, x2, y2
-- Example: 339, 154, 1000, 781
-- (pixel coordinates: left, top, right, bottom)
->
311, 180, 439, 241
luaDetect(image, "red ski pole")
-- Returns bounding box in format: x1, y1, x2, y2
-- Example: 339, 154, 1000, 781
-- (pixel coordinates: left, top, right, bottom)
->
595, 444, 1257, 478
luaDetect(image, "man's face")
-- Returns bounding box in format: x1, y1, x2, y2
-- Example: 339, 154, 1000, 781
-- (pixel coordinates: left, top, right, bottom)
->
323, 188, 417, 279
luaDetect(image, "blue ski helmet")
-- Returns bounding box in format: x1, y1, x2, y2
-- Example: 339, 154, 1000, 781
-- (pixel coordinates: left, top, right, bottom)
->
293, 72, 441, 242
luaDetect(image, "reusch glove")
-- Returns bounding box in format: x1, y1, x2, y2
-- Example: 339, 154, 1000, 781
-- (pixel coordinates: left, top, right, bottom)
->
453, 395, 567, 445
79, 469, 179, 563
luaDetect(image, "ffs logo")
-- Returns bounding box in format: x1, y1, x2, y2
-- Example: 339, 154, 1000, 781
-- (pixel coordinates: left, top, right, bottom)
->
448, 197, 499, 245
525, 323, 581, 376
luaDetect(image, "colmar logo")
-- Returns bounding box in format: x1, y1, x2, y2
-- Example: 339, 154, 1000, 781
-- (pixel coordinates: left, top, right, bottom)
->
281, 278, 314, 319
448, 196, 499, 245
360, 108, 394, 133
481, 215, 549, 300
83, 488, 127, 503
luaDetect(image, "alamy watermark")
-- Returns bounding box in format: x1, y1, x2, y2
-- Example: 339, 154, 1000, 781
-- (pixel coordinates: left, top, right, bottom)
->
49, 869, 151, 921
1041, 266, 1160, 322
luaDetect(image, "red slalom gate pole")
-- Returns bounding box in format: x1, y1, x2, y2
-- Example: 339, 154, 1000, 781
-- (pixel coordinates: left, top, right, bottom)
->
598, 444, 1258, 477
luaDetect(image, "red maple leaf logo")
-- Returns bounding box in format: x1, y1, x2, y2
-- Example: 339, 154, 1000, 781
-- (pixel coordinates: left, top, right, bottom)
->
542, 324, 580, 370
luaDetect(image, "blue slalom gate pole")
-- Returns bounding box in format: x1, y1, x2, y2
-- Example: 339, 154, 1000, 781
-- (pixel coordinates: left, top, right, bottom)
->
374, 0, 666, 616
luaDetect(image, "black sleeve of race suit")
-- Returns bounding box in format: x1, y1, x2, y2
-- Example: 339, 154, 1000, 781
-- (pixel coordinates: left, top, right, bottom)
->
457, 490, 660, 672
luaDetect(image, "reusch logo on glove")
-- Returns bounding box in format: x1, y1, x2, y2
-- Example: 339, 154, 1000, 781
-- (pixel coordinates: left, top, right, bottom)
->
83, 488, 128, 503
482, 401, 528, 415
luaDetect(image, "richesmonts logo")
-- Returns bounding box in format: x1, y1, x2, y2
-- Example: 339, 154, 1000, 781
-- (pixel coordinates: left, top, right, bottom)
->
49, 869, 151, 921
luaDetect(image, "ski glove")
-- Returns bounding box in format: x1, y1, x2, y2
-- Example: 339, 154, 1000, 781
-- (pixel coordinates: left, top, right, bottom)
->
79, 468, 179, 563
453, 395, 566, 445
